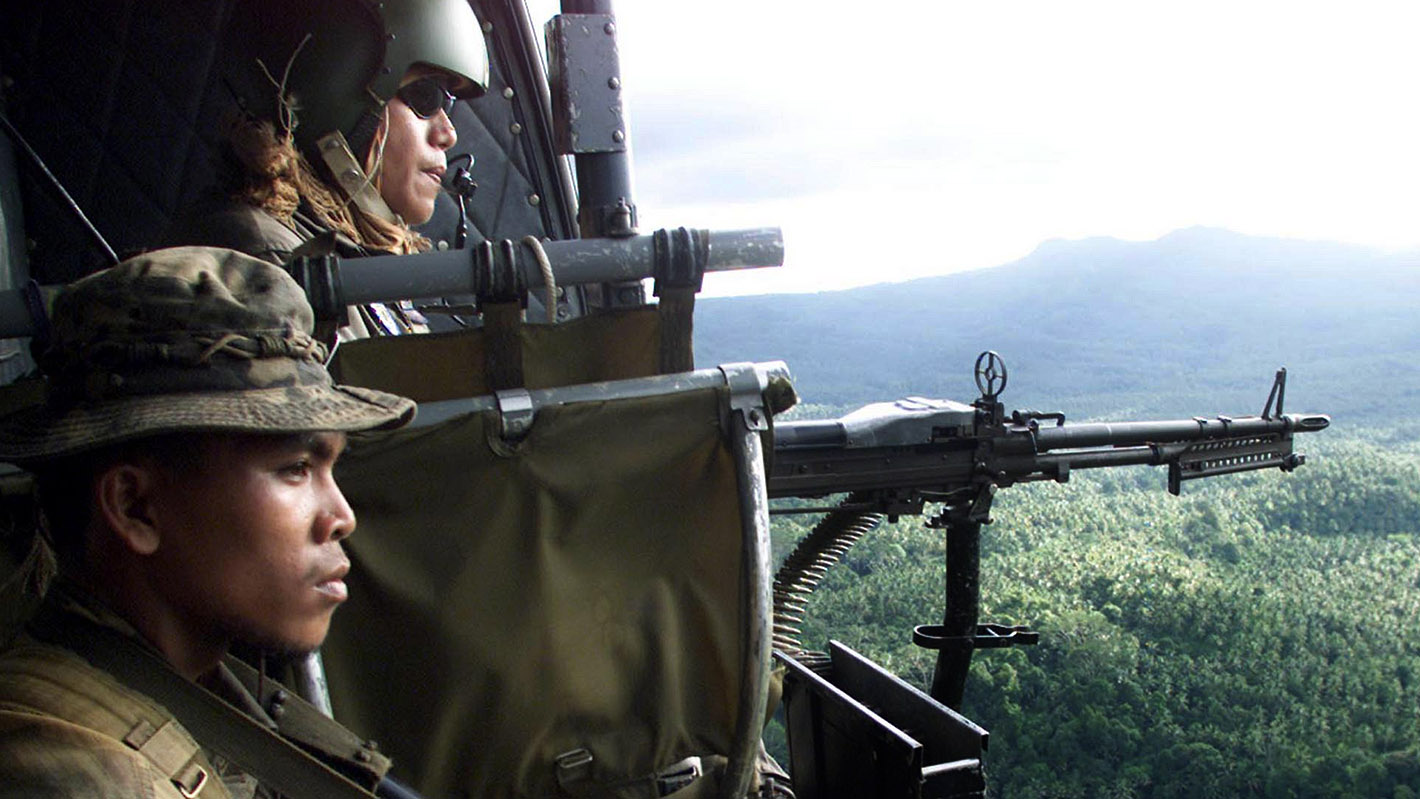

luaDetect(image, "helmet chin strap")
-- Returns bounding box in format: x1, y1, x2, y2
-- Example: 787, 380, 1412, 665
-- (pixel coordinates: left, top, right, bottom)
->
314, 130, 402, 226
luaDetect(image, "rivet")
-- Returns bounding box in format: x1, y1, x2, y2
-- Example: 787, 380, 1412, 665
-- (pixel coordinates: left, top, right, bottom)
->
612, 130, 624, 143
364, 740, 380, 751
607, 77, 620, 90
386, 33, 396, 41
502, 87, 515, 100
482, 21, 493, 33
528, 194, 541, 206
604, 22, 615, 35
272, 690, 288, 704
270, 705, 286, 720
436, 240, 449, 251
510, 122, 523, 135
355, 750, 372, 763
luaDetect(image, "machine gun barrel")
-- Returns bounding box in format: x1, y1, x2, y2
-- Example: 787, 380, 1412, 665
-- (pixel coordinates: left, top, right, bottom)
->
767, 404, 1330, 503
1031, 413, 1330, 451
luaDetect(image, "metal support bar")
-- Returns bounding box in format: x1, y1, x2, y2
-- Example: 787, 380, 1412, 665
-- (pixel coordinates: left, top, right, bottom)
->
551, 1, 644, 307
720, 364, 774, 799
0, 227, 783, 339
290, 652, 335, 719
316, 228, 777, 310
408, 360, 790, 429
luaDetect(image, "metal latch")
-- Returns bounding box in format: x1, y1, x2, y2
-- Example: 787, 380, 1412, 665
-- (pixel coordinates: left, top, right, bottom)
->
555, 748, 595, 789
719, 362, 770, 432
655, 756, 703, 796
495, 389, 535, 442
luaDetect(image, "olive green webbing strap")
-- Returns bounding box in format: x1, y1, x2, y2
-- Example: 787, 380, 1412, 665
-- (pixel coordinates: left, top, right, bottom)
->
30, 609, 379, 799
656, 288, 695, 374
482, 301, 526, 391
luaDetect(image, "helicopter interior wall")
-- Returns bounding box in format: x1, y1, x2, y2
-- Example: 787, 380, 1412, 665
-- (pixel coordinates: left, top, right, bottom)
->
1, 0, 564, 287
0, 131, 31, 382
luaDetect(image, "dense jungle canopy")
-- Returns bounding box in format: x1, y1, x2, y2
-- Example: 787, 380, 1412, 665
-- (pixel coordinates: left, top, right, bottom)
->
701, 229, 1420, 797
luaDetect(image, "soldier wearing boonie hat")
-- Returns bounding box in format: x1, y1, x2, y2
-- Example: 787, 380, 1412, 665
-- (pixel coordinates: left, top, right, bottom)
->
0, 246, 413, 797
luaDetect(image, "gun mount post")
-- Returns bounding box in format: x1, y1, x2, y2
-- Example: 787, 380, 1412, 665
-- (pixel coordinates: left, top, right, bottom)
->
928, 508, 982, 710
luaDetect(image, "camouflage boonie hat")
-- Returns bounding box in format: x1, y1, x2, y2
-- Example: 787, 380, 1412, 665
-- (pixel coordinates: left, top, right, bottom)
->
0, 246, 415, 465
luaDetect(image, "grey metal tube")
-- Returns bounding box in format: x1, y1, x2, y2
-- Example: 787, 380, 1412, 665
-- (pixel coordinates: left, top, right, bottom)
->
410, 360, 791, 429
722, 408, 773, 799
332, 227, 783, 307
291, 652, 335, 718
0, 227, 784, 339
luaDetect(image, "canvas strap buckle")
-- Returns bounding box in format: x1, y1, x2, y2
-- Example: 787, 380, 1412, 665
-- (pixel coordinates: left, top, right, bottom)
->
555, 748, 595, 790
655, 756, 703, 797
124, 719, 210, 797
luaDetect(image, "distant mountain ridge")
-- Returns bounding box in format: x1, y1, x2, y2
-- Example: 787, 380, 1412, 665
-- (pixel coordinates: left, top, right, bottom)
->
693, 227, 1420, 424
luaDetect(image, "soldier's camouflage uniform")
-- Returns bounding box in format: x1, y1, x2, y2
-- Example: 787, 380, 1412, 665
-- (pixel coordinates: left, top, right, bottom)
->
0, 247, 414, 798
0, 584, 393, 799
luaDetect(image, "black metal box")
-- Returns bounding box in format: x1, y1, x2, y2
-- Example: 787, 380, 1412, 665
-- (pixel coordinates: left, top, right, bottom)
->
780, 641, 989, 799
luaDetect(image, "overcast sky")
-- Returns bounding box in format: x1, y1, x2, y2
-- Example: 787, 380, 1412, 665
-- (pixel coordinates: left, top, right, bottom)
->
530, 1, 1420, 296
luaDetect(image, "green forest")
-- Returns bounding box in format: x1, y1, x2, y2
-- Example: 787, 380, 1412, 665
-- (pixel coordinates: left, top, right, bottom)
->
764, 430, 1420, 797
696, 230, 1420, 796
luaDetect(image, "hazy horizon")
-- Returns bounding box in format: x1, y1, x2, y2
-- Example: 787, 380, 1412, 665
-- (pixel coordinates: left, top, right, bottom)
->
526, 0, 1420, 298
702, 225, 1420, 298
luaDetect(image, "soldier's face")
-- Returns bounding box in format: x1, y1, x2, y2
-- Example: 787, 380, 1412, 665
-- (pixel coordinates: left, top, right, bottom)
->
147, 432, 355, 657
377, 71, 459, 225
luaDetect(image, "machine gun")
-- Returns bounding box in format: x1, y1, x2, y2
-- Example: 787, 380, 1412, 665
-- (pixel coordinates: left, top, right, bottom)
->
766, 351, 1329, 710
764, 353, 1327, 797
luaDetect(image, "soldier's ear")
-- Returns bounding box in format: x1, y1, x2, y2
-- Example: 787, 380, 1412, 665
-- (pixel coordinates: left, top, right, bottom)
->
95, 463, 162, 556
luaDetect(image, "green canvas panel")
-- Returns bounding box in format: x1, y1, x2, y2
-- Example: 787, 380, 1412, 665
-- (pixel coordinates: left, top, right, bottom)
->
330, 306, 664, 402
324, 386, 747, 798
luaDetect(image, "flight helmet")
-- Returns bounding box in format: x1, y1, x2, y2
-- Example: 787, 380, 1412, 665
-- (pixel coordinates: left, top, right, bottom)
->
225, 0, 490, 214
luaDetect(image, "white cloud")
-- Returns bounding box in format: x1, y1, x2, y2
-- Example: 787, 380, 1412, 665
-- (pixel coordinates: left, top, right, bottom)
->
528, 0, 1420, 295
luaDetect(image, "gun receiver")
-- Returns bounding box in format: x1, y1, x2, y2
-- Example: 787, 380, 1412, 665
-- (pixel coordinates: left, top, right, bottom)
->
769, 363, 1328, 509
767, 353, 1329, 709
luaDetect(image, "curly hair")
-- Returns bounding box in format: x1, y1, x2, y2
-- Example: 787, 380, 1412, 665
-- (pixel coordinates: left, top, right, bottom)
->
219, 114, 429, 256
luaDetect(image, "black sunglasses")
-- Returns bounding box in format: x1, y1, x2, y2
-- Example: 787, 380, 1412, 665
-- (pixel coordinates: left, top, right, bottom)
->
396, 77, 458, 119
